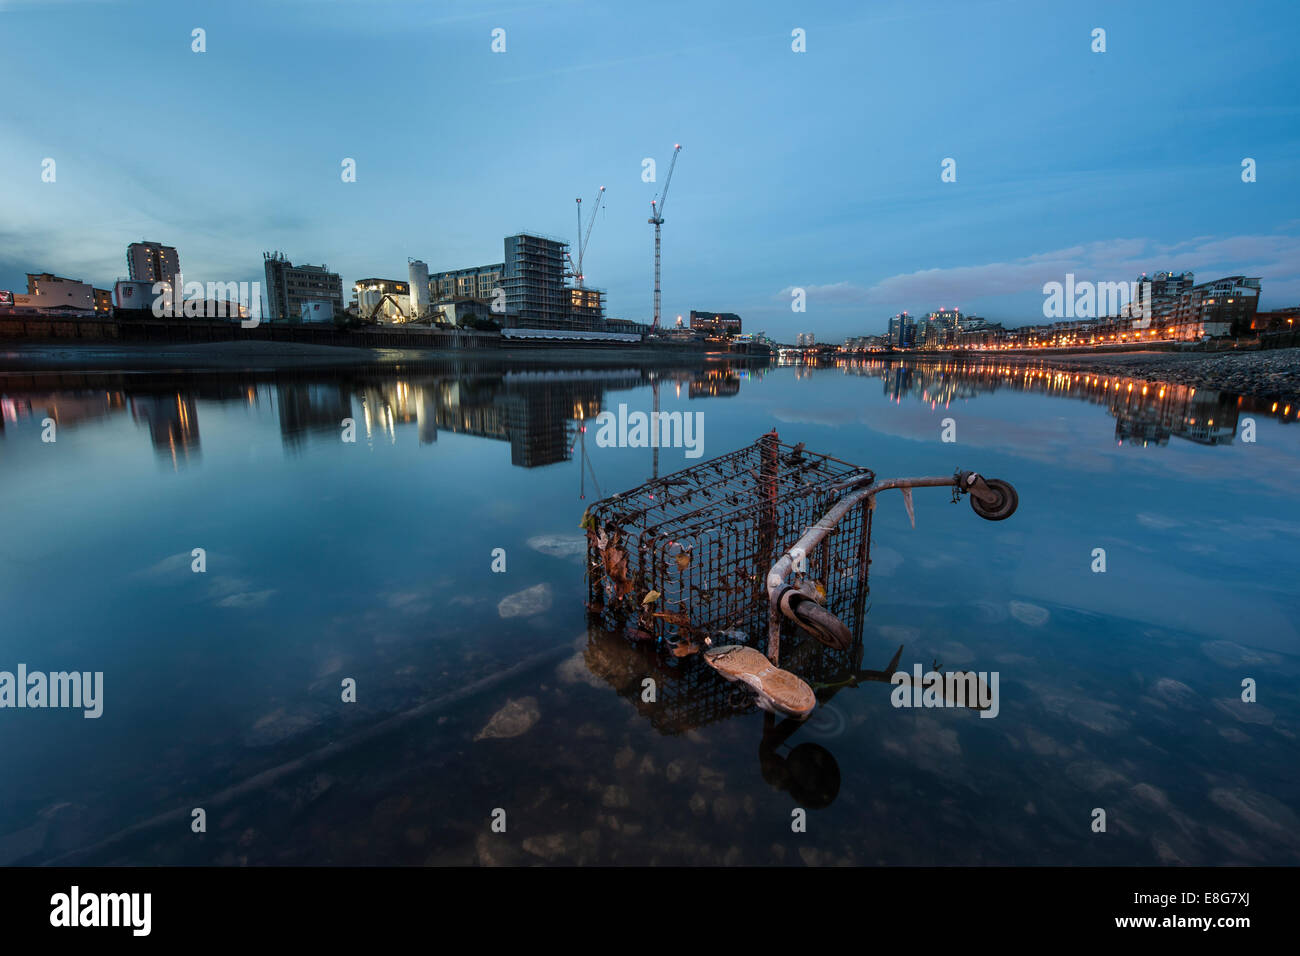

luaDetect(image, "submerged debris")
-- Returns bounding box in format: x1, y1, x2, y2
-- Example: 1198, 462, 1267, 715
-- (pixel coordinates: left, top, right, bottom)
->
1009, 601, 1050, 627
498, 584, 553, 619
527, 534, 587, 560
474, 697, 541, 741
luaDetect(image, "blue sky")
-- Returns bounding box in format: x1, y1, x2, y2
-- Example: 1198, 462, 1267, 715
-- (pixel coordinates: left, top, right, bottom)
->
1, 0, 1297, 339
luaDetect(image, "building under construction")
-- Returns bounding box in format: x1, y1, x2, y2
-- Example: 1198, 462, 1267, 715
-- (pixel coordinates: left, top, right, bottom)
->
503, 233, 571, 326
422, 233, 608, 330
569, 286, 606, 329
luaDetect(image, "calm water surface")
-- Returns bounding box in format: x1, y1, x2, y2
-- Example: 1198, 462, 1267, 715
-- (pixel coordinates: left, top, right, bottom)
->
2, 358, 1297, 865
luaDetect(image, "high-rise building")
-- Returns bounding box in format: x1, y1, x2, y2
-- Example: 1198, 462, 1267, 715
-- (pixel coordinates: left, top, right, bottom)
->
127, 241, 180, 283
927, 308, 962, 328
1164, 276, 1261, 339
920, 309, 962, 349
887, 312, 915, 348
503, 233, 570, 326
263, 252, 344, 322
1144, 271, 1195, 300
1122, 271, 1196, 328
430, 234, 605, 328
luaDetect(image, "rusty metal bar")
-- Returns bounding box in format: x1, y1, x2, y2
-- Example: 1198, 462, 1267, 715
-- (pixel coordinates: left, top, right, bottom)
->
765, 475, 960, 664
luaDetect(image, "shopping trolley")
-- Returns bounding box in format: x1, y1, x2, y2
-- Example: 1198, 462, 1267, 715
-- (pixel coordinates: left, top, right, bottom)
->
584, 431, 1016, 714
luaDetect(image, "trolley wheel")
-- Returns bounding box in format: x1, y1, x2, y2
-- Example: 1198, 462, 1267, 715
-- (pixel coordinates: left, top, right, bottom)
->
790, 599, 853, 651
969, 478, 1018, 521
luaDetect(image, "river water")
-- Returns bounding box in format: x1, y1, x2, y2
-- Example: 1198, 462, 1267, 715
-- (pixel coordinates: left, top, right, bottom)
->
1, 356, 1297, 865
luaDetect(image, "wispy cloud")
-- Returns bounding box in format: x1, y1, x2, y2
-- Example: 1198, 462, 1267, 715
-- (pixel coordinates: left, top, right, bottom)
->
779, 233, 1300, 314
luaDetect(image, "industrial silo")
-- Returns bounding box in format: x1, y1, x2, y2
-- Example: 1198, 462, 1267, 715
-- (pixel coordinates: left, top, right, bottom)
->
408, 259, 430, 319
358, 289, 384, 320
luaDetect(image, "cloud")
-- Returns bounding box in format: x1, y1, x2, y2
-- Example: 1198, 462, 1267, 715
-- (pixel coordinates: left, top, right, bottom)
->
776, 281, 874, 306
134, 552, 197, 579
215, 589, 277, 609
782, 233, 1300, 314
1136, 513, 1183, 530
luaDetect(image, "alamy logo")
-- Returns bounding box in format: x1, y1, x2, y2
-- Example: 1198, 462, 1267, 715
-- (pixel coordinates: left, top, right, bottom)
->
152, 272, 262, 326
593, 403, 704, 459
0, 665, 103, 718
50, 886, 151, 936
890, 664, 999, 718
1043, 275, 1152, 326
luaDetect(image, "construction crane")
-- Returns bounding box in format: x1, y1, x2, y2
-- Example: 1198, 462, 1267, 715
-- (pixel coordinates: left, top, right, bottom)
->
648, 144, 681, 332
571, 185, 606, 289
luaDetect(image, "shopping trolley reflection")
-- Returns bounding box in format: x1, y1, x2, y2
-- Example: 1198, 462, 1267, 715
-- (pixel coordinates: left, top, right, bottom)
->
581, 619, 913, 810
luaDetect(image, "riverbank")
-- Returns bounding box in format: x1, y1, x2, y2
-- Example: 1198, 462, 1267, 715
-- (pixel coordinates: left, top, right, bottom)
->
0, 340, 750, 374
905, 347, 1300, 402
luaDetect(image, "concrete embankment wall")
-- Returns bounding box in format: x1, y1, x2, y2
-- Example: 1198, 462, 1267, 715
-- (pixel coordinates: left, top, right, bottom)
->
0, 316, 763, 371
0, 314, 500, 349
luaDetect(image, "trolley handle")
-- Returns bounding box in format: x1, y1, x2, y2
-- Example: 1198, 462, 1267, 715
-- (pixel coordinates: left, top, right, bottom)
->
763, 471, 1018, 665
827, 469, 878, 492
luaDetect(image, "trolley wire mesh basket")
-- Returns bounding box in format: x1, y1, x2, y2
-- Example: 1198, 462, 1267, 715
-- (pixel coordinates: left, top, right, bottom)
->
584, 431, 875, 656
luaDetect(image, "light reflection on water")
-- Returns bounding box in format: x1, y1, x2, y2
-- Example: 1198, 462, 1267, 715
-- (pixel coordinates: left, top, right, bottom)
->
1, 357, 1297, 865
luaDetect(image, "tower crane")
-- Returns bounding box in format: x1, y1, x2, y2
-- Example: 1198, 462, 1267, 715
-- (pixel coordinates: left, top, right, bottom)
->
569, 185, 606, 289
648, 144, 681, 332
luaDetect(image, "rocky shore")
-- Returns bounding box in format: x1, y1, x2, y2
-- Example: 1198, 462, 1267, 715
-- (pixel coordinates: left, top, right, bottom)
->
942, 348, 1300, 402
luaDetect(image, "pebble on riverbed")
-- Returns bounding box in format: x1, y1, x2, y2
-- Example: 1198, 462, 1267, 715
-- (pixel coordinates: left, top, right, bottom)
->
474, 696, 541, 740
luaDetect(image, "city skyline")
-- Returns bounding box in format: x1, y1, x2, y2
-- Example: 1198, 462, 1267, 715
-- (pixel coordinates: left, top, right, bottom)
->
1, 0, 1298, 339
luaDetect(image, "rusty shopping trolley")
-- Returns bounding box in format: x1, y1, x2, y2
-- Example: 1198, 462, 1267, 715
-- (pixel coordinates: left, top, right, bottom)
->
584, 431, 1017, 718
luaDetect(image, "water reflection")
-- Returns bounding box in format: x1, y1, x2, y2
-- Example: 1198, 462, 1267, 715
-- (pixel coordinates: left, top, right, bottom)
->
0, 363, 767, 470
130, 393, 202, 467
581, 564, 985, 812
688, 367, 742, 399
278, 383, 351, 452
838, 357, 1292, 446
5, 358, 1287, 469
